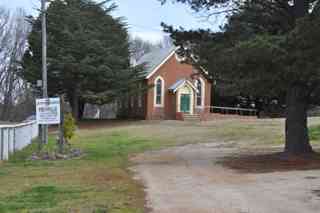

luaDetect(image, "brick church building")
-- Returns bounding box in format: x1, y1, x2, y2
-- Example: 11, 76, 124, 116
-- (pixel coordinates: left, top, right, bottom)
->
121, 47, 213, 121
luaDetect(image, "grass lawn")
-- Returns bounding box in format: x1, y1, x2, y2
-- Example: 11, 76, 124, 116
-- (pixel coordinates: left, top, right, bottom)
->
0, 118, 319, 213
0, 129, 172, 213
309, 124, 320, 142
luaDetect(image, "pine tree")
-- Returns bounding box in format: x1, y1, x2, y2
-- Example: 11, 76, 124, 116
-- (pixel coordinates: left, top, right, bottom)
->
22, 0, 145, 120
161, 0, 320, 155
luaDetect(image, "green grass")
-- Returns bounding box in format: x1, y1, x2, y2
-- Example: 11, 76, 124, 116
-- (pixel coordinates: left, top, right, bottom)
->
0, 186, 85, 212
1, 119, 320, 213
309, 125, 320, 142
0, 130, 165, 213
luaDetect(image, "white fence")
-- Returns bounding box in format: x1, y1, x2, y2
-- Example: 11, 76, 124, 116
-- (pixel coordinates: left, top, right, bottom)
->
208, 106, 258, 116
0, 121, 38, 160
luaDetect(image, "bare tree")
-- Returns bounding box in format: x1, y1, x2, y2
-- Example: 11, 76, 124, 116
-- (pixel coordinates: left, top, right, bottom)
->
0, 7, 31, 121
0, 8, 11, 88
130, 35, 174, 63
130, 37, 155, 62
160, 35, 174, 49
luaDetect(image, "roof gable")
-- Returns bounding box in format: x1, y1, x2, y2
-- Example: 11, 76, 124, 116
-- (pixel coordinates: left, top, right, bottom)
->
168, 79, 197, 93
137, 46, 212, 81
137, 46, 176, 79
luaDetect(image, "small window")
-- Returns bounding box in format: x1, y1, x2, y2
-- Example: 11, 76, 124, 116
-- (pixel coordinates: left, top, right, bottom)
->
154, 76, 164, 107
156, 79, 162, 105
196, 78, 205, 107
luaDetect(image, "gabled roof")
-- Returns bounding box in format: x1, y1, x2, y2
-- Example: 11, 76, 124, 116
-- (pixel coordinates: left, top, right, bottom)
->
137, 46, 176, 79
168, 79, 197, 93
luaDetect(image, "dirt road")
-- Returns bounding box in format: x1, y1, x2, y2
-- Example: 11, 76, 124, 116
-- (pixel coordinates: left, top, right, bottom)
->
131, 142, 320, 213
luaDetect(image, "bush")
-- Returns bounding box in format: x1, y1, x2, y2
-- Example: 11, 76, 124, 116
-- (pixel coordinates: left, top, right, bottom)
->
63, 113, 76, 142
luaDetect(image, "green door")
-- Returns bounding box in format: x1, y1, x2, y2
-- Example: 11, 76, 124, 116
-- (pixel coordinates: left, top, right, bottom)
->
180, 94, 191, 113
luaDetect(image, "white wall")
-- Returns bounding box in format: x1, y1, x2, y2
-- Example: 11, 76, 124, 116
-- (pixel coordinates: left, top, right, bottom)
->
0, 121, 38, 160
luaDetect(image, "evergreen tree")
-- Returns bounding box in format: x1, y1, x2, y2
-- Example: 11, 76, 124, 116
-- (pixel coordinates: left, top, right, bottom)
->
161, 0, 320, 155
22, 0, 145, 120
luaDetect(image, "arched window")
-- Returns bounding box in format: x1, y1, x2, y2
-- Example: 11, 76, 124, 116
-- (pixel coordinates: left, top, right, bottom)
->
154, 76, 164, 107
196, 78, 205, 107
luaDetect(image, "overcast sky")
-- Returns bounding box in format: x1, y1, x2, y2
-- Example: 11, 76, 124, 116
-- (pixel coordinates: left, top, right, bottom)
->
1, 0, 221, 43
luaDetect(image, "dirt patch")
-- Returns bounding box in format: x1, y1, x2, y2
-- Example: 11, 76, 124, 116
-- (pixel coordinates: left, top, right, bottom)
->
220, 152, 320, 173
131, 142, 320, 213
131, 152, 180, 165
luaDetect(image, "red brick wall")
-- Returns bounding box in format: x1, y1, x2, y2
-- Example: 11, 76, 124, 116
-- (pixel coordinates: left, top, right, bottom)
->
145, 54, 212, 120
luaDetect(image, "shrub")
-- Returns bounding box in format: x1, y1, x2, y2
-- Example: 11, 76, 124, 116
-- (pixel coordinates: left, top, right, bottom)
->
63, 113, 76, 142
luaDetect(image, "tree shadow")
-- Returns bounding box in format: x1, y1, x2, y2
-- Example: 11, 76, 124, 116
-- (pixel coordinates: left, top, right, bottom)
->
219, 151, 320, 173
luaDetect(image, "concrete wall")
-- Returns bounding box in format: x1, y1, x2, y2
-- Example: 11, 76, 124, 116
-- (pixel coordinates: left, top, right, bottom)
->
0, 121, 38, 161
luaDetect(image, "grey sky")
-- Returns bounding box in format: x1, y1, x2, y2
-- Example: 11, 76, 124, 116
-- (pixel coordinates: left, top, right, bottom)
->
1, 0, 221, 43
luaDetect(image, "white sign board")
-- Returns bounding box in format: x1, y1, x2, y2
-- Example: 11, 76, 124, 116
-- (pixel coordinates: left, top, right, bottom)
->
36, 98, 61, 124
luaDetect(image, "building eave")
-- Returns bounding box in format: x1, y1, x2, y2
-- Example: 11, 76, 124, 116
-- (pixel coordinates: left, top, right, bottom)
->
145, 48, 178, 79
169, 79, 198, 93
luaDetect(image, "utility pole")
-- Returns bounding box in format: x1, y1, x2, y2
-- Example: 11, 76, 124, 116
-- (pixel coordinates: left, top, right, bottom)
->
41, 0, 48, 145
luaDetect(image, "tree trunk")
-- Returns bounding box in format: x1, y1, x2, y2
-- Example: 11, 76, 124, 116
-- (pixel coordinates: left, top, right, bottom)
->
285, 85, 313, 154
78, 100, 85, 120
69, 94, 85, 121
1, 95, 12, 121
69, 86, 81, 122
71, 93, 79, 122
1, 67, 14, 121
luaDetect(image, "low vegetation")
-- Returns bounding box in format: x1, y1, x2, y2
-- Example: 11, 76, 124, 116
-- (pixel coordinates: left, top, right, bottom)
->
0, 130, 166, 213
309, 125, 320, 142
0, 118, 319, 212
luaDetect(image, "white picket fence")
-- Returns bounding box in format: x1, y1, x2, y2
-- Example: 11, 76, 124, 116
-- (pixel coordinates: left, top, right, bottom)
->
0, 121, 38, 160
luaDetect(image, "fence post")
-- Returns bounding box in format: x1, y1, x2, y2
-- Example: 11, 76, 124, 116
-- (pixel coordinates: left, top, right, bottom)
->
13, 128, 16, 153
0, 128, 3, 160
8, 128, 10, 157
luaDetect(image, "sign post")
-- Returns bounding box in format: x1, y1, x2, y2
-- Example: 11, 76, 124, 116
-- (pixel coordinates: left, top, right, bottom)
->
36, 98, 61, 125
58, 95, 65, 153
41, 0, 48, 145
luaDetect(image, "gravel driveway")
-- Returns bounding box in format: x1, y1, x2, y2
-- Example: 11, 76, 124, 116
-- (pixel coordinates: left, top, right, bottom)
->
131, 142, 320, 213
